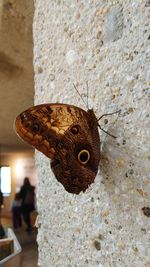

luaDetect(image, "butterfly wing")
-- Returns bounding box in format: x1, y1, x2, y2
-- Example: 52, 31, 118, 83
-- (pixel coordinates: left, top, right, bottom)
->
15, 103, 100, 194
15, 103, 89, 158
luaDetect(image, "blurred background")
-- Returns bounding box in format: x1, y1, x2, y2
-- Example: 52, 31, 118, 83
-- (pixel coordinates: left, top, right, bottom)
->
0, 1, 38, 266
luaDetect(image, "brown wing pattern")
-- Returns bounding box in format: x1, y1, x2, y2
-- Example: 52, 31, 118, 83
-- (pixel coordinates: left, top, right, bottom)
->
15, 103, 90, 159
15, 103, 100, 194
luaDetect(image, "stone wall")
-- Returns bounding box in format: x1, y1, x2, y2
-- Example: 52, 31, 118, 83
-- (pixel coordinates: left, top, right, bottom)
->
33, 1, 150, 266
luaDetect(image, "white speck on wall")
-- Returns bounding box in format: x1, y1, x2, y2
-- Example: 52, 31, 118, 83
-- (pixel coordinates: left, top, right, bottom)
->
126, 75, 134, 84
33, 0, 150, 266
50, 81, 55, 90
66, 50, 78, 65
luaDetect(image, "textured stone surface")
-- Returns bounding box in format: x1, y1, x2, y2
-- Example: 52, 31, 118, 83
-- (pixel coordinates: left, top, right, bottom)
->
33, 0, 150, 266
103, 4, 124, 43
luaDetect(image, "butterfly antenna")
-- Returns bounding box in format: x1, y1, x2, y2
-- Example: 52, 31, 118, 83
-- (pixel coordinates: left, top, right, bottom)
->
73, 83, 87, 108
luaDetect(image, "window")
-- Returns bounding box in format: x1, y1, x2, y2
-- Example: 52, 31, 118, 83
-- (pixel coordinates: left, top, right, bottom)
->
0, 166, 11, 196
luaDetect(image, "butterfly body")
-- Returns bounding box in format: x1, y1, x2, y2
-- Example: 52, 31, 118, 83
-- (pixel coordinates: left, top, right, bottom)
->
15, 103, 100, 194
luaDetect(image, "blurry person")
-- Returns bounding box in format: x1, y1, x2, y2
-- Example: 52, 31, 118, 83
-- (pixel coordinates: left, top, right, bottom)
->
11, 192, 22, 229
0, 189, 5, 238
0, 190, 3, 208
19, 177, 35, 233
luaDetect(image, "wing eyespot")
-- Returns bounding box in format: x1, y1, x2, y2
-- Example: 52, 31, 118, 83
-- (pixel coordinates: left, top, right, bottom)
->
78, 149, 90, 165
20, 114, 27, 122
71, 125, 80, 135
31, 123, 39, 132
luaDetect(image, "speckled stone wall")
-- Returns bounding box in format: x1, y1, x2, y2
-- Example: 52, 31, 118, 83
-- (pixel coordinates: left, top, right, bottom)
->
33, 1, 150, 266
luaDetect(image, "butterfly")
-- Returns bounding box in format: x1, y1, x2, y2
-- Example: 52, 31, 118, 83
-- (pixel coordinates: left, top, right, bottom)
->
15, 94, 120, 194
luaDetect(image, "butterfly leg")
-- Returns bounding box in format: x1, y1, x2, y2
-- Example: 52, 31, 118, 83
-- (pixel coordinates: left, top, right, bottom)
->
97, 110, 121, 121
98, 124, 117, 139
97, 110, 121, 138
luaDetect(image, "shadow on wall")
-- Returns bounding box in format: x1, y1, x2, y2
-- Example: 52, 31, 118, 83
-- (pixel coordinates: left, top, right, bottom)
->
100, 121, 149, 216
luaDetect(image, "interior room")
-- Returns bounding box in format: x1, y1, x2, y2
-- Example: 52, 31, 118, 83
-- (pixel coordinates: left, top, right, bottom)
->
0, 1, 149, 267
0, 1, 38, 266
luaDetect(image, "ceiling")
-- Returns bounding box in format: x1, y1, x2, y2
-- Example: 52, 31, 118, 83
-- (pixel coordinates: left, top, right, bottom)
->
0, 0, 34, 153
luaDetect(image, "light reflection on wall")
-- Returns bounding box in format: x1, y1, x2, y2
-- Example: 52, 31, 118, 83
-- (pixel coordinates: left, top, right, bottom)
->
15, 157, 38, 192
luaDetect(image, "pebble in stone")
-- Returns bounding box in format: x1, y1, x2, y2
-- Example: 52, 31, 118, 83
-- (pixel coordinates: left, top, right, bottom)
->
93, 240, 101, 250
142, 207, 150, 217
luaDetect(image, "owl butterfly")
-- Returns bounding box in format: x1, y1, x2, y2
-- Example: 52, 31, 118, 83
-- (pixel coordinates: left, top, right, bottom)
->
15, 89, 120, 194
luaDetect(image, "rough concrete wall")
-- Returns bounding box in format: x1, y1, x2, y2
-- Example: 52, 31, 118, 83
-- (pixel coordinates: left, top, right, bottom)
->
33, 1, 150, 266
